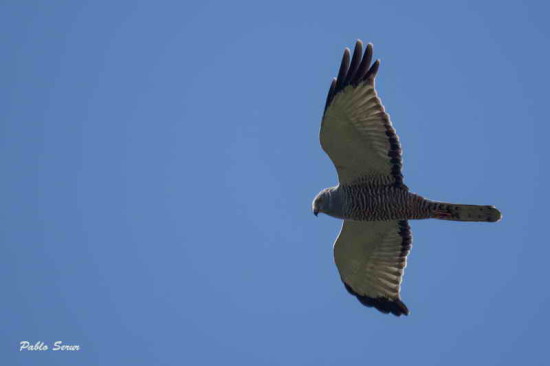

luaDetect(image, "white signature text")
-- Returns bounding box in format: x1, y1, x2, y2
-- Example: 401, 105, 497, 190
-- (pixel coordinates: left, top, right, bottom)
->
19, 341, 80, 351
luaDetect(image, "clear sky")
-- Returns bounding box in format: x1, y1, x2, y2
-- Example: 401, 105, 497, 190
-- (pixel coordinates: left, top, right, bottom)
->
1, 0, 549, 365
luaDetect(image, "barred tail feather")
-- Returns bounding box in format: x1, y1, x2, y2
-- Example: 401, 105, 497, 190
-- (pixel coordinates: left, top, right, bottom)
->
431, 202, 502, 223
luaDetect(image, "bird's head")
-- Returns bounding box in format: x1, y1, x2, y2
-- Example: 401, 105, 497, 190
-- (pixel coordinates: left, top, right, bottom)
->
312, 188, 332, 216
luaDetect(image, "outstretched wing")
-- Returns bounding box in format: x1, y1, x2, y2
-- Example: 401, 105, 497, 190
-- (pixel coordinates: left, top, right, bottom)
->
321, 40, 406, 189
333, 220, 412, 316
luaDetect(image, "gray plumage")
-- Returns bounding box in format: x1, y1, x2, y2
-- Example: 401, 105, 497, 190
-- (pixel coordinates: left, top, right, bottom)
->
313, 40, 501, 317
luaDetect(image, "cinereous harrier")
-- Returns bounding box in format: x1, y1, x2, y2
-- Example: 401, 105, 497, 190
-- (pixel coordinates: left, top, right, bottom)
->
313, 40, 501, 316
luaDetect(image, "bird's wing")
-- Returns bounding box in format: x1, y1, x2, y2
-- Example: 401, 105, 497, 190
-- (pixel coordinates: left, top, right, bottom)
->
333, 219, 412, 316
321, 40, 406, 189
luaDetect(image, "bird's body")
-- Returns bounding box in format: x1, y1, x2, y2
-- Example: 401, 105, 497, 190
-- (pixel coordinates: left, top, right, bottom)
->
313, 40, 501, 316
318, 183, 500, 222
319, 184, 430, 221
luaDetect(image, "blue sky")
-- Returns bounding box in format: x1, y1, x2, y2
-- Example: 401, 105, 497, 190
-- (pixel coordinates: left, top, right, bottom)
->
1, 0, 549, 365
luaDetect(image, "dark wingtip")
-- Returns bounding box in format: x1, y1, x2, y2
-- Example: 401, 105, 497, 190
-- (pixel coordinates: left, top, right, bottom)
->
344, 284, 410, 317
393, 299, 410, 316
324, 41, 380, 111
364, 59, 380, 80
324, 78, 337, 112
335, 48, 351, 90
344, 40, 363, 85
352, 43, 373, 84
365, 43, 374, 62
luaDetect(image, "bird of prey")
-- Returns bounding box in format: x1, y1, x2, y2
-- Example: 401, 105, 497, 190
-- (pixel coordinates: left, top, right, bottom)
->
312, 40, 501, 316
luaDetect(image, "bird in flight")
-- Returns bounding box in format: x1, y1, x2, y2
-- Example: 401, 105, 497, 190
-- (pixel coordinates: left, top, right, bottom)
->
313, 40, 501, 316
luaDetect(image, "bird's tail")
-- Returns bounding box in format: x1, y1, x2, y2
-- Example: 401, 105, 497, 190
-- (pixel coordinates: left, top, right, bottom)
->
430, 201, 502, 222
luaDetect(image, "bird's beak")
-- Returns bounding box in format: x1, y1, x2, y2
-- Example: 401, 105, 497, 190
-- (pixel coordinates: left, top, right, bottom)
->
313, 208, 319, 217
